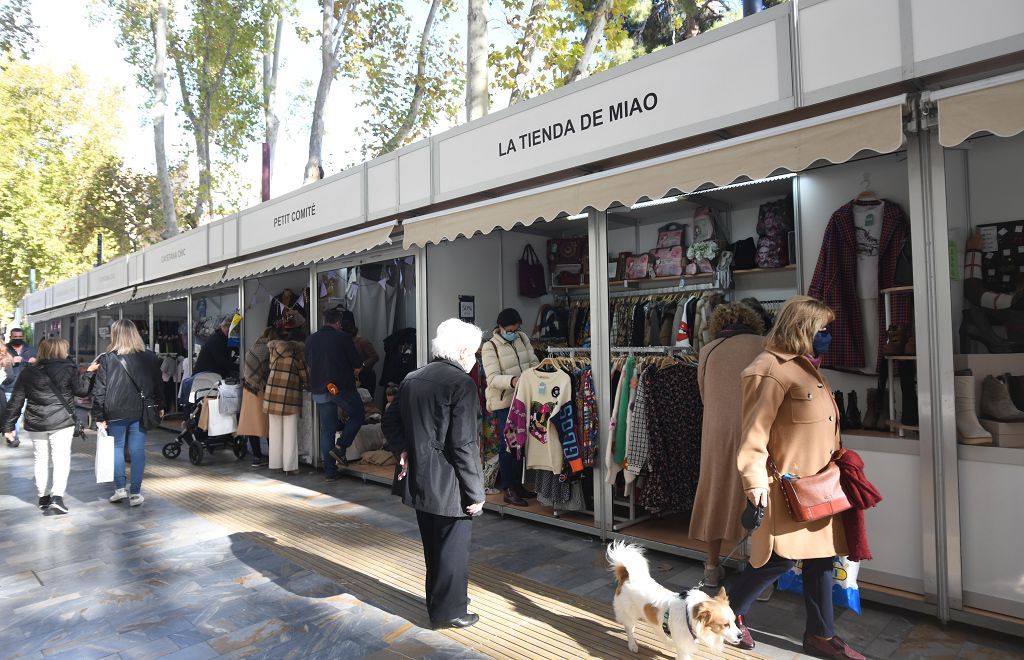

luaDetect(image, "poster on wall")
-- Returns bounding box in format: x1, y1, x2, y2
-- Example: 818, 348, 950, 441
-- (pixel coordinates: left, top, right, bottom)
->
459, 295, 475, 324
977, 220, 1024, 293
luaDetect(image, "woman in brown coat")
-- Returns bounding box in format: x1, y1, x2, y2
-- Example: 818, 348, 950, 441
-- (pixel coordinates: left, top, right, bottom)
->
236, 326, 278, 467
263, 339, 309, 474
728, 296, 864, 660
688, 302, 765, 587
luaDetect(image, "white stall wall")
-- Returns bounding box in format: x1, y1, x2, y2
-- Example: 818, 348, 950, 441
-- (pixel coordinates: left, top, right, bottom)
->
427, 230, 557, 343
243, 269, 311, 354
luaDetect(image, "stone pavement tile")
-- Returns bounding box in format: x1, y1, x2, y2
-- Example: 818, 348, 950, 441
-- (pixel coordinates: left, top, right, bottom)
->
863, 614, 916, 659
955, 640, 1024, 659
117, 636, 181, 659
158, 641, 220, 660
889, 621, 968, 658
833, 603, 893, 650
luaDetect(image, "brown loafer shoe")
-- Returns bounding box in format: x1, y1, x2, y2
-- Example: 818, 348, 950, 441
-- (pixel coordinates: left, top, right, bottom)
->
803, 634, 866, 660
503, 488, 528, 506
730, 615, 755, 650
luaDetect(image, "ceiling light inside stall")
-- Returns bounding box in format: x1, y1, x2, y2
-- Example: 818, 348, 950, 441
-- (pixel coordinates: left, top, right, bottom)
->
629, 173, 798, 210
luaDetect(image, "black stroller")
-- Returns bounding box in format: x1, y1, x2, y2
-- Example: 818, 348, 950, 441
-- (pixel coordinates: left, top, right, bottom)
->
162, 372, 247, 465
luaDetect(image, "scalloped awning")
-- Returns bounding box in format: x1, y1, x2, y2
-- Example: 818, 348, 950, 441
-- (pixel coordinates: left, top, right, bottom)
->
402, 97, 907, 249
935, 73, 1024, 148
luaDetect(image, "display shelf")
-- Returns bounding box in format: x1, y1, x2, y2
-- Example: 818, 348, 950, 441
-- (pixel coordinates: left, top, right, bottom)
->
881, 285, 915, 295
885, 355, 918, 360
732, 265, 797, 275
889, 422, 920, 432
608, 274, 713, 287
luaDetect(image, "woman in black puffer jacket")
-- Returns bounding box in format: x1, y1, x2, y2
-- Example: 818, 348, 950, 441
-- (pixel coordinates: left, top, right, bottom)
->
2, 338, 91, 514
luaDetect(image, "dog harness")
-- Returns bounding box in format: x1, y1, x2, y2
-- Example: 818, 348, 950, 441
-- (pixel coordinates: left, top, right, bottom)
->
662, 593, 697, 640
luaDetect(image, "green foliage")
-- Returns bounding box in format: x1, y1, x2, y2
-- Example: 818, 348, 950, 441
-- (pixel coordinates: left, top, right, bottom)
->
0, 0, 34, 60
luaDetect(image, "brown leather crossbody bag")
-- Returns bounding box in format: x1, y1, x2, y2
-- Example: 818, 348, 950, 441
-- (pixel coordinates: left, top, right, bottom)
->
768, 448, 851, 523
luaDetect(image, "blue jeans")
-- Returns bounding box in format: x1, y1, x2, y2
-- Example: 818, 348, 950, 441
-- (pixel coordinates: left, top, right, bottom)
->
494, 407, 522, 490
315, 389, 364, 477
110, 419, 147, 495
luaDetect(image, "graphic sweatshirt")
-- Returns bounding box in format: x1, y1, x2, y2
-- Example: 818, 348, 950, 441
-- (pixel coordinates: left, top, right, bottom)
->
505, 368, 573, 474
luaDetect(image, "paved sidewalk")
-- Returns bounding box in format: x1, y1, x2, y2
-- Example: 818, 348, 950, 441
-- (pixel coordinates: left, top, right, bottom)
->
2, 431, 1022, 659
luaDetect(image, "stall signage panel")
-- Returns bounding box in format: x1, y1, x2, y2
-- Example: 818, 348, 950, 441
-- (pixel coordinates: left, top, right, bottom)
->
52, 278, 79, 306
911, 0, 1024, 68
238, 172, 363, 255
436, 20, 784, 198
25, 290, 46, 314
88, 258, 129, 297
144, 228, 208, 280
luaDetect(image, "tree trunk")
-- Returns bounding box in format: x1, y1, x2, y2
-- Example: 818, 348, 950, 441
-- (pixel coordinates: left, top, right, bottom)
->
172, 51, 205, 224
152, 0, 177, 239
465, 0, 488, 121
304, 2, 339, 184
509, 0, 546, 106
566, 0, 612, 84
263, 10, 283, 179
384, 0, 441, 152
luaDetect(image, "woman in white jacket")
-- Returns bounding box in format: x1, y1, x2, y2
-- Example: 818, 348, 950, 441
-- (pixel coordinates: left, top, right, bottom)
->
480, 308, 539, 506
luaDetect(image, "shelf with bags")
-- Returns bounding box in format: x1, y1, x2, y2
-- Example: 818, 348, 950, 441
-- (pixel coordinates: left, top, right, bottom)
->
881, 285, 914, 295
732, 265, 797, 276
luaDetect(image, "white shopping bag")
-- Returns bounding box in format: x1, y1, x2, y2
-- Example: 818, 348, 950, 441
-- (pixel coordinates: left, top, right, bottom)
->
206, 397, 238, 436
95, 426, 114, 483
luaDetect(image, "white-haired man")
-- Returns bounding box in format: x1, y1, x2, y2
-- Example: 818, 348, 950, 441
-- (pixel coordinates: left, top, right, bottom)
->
382, 318, 485, 629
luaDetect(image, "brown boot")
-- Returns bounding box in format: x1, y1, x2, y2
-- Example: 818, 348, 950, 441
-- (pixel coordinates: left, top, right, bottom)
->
883, 325, 907, 356
904, 332, 917, 355
862, 388, 879, 430
503, 488, 528, 506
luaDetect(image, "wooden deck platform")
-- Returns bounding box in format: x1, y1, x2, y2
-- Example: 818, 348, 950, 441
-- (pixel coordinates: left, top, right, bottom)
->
143, 459, 765, 659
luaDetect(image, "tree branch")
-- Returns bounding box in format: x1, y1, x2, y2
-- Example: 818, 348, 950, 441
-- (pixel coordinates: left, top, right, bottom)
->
383, 0, 441, 152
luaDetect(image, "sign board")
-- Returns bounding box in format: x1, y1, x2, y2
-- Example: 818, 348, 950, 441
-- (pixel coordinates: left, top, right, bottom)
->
458, 295, 475, 324
52, 278, 79, 307
237, 170, 363, 255
24, 290, 46, 314
88, 258, 129, 297
144, 227, 209, 280
434, 12, 790, 200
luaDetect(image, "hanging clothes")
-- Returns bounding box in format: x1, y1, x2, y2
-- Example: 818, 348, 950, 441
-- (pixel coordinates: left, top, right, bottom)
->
505, 367, 572, 473
639, 363, 702, 514
266, 289, 307, 332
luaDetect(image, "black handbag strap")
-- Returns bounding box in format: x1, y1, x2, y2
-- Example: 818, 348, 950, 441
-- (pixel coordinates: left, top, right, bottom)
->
521, 244, 540, 265
42, 368, 82, 433
115, 355, 150, 412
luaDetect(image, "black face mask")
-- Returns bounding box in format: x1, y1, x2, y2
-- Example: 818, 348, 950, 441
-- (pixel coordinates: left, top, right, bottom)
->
8, 339, 24, 347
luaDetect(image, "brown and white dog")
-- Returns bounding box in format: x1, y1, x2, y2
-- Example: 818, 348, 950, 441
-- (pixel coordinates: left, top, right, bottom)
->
607, 541, 742, 659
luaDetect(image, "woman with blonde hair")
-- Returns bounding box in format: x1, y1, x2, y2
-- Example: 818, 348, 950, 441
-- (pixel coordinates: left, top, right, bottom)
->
689, 301, 765, 587
89, 320, 162, 506
726, 295, 865, 660
2, 338, 91, 513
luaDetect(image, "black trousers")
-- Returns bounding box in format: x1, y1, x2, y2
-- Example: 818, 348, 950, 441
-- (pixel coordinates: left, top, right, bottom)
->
415, 509, 472, 623
728, 553, 835, 638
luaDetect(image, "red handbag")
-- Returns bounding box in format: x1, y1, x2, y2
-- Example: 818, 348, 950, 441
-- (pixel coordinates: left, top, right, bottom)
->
769, 449, 851, 523
518, 245, 547, 298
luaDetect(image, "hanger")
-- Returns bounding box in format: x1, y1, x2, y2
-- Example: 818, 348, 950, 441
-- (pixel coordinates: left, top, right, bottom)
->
855, 172, 880, 204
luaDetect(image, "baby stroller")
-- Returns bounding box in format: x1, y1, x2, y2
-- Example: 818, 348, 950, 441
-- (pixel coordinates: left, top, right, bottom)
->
162, 372, 247, 465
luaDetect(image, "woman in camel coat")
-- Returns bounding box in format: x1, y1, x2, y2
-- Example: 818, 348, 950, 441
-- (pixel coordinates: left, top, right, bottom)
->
728, 295, 864, 660
688, 302, 765, 588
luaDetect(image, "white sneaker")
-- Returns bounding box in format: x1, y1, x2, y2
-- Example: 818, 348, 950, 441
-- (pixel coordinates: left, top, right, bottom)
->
109, 489, 128, 503
129, 493, 145, 507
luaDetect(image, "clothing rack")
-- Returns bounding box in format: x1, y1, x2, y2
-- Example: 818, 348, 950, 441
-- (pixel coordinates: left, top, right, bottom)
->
544, 346, 592, 357
609, 283, 723, 298
610, 346, 697, 355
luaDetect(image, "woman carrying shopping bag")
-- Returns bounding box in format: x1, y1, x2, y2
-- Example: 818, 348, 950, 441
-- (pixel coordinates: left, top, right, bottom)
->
2, 338, 91, 513
263, 337, 309, 474
236, 326, 279, 467
89, 320, 162, 507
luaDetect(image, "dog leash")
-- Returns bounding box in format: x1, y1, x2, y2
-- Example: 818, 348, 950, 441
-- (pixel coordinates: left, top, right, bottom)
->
696, 530, 753, 589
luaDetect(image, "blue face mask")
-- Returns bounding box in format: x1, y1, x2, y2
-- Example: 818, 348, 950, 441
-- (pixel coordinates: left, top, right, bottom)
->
502, 330, 518, 342
813, 329, 832, 356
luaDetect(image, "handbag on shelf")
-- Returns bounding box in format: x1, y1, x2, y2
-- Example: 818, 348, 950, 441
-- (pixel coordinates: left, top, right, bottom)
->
650, 246, 684, 277
657, 222, 685, 248
624, 254, 650, 280
517, 244, 547, 298
769, 449, 851, 523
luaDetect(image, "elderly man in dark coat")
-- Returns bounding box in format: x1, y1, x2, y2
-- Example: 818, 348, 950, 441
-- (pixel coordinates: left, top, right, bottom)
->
382, 318, 485, 630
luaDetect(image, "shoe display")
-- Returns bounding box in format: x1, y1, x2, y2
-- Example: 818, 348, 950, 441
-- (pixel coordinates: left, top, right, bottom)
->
431, 613, 479, 629
109, 489, 128, 503
731, 615, 755, 650
802, 634, 866, 660
862, 388, 879, 430
49, 496, 68, 514
1003, 373, 1024, 411
959, 308, 1021, 354
503, 487, 528, 506
899, 363, 919, 427
38, 495, 51, 510
955, 373, 993, 444
834, 391, 849, 430
903, 332, 917, 355
980, 375, 1024, 422
129, 493, 145, 507
702, 563, 724, 588
883, 324, 907, 356
845, 391, 862, 429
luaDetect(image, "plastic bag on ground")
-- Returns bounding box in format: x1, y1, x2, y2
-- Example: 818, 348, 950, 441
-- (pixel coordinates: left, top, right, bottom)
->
777, 556, 862, 614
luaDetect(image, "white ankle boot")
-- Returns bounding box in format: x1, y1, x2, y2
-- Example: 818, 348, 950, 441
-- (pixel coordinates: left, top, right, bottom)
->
956, 375, 992, 444
109, 488, 128, 503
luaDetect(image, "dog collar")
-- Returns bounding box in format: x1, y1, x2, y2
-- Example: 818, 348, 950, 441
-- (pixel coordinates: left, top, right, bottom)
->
662, 594, 697, 640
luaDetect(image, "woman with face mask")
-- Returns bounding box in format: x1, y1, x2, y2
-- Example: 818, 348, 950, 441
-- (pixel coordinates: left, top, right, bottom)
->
726, 296, 865, 660
480, 308, 539, 506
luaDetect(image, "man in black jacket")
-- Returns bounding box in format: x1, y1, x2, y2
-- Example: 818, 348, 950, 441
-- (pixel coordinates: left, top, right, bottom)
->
382, 318, 485, 630
193, 319, 236, 378
305, 308, 365, 479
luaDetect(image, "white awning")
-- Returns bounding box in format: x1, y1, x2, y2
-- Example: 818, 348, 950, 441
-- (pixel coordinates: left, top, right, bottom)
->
223, 222, 397, 282
133, 267, 228, 300
29, 302, 86, 323
402, 96, 907, 248
80, 287, 137, 313
933, 71, 1024, 148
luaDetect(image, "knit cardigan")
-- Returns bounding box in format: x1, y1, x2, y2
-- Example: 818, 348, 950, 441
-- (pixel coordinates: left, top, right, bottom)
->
263, 340, 309, 416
